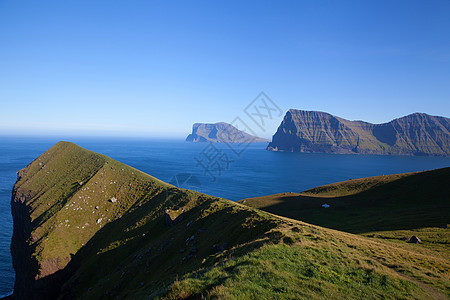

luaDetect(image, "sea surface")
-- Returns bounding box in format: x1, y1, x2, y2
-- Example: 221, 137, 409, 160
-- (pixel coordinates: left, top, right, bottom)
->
0, 136, 449, 296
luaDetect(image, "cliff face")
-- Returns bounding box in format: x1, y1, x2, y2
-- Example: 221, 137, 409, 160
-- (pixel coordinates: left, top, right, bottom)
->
10, 142, 109, 299
267, 109, 450, 156
186, 122, 269, 143
10, 170, 35, 300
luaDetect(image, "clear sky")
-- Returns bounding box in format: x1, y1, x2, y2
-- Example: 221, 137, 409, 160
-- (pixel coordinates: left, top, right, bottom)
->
0, 0, 449, 139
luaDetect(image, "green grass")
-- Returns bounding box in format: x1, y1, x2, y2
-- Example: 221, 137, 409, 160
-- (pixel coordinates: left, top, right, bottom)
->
163, 243, 424, 300
12, 142, 450, 299
159, 220, 450, 299
361, 227, 450, 253
240, 168, 450, 233
239, 168, 450, 298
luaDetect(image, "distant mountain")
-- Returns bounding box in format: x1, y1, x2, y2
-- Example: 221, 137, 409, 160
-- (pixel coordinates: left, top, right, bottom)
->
186, 122, 269, 143
267, 109, 450, 156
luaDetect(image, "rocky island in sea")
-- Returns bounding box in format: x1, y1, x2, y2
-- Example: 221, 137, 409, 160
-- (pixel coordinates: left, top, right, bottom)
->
267, 109, 450, 156
186, 122, 269, 143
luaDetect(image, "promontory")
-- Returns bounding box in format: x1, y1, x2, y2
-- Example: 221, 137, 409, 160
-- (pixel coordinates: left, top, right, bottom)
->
186, 122, 269, 143
267, 109, 450, 156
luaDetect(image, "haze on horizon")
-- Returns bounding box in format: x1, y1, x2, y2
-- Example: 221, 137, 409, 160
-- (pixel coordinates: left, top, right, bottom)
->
0, 0, 449, 139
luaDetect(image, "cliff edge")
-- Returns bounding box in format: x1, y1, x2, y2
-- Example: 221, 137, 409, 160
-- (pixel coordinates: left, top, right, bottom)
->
186, 122, 269, 143
267, 109, 450, 156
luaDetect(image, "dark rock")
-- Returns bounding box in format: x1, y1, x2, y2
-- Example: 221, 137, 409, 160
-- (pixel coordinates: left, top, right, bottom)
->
163, 211, 176, 226
408, 236, 422, 244
291, 227, 300, 233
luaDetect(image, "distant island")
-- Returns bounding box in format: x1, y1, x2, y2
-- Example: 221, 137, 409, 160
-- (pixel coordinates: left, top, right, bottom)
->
267, 109, 450, 156
186, 122, 269, 143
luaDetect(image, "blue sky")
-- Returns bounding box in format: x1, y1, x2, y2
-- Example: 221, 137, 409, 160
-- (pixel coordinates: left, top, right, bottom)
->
0, 0, 449, 138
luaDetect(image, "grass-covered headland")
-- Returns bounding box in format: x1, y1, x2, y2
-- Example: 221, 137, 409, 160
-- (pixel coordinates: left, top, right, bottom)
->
10, 142, 450, 299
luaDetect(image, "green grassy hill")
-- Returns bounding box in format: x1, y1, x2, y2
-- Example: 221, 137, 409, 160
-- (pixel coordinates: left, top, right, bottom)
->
10, 142, 450, 299
240, 168, 450, 233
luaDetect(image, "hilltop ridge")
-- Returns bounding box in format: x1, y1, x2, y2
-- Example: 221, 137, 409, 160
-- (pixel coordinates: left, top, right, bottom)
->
11, 142, 281, 298
267, 110, 450, 156
10, 142, 450, 299
240, 167, 450, 233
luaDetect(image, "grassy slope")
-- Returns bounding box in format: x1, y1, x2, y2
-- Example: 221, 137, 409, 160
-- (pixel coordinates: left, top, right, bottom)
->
240, 168, 450, 233
14, 142, 450, 299
240, 168, 450, 298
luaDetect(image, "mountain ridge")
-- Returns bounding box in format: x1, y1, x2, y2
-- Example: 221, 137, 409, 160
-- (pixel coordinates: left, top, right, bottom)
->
9, 142, 450, 299
240, 167, 450, 233
267, 109, 450, 156
10, 142, 281, 298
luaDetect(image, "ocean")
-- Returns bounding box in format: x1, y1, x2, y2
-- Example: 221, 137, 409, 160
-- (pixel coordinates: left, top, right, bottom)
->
0, 136, 449, 296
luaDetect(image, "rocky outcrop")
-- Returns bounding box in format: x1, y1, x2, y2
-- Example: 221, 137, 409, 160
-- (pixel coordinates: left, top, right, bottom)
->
267, 109, 450, 156
408, 236, 422, 244
186, 122, 269, 143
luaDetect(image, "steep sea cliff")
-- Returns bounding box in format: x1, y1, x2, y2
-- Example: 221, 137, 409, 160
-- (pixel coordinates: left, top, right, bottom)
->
267, 109, 450, 156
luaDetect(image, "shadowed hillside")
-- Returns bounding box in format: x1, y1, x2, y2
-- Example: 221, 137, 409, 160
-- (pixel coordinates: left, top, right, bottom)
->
10, 142, 450, 299
240, 168, 450, 233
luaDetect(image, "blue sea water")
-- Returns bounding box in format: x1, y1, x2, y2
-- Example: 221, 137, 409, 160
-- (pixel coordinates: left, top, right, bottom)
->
0, 136, 449, 296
